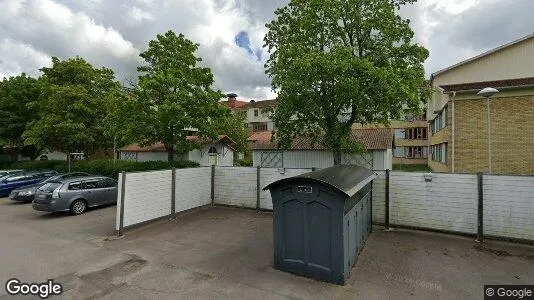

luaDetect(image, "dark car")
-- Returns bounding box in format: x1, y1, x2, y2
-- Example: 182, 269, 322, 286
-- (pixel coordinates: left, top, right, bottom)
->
9, 172, 91, 202
0, 170, 23, 180
0, 170, 58, 197
33, 176, 118, 215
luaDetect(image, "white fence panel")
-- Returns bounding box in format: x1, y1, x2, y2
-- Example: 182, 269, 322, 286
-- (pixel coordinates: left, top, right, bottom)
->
389, 172, 477, 234
484, 175, 534, 240
115, 174, 123, 230
175, 167, 212, 212
259, 168, 312, 210
372, 171, 386, 224
122, 170, 173, 227
214, 167, 257, 208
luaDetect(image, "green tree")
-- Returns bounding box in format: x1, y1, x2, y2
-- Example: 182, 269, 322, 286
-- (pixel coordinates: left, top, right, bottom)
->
264, 0, 429, 164
130, 30, 227, 161
23, 57, 122, 156
0, 74, 40, 146
219, 109, 250, 154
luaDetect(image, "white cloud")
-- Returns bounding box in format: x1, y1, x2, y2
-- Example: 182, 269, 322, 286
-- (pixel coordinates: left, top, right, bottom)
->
1, 0, 533, 99
0, 38, 52, 78
125, 6, 153, 25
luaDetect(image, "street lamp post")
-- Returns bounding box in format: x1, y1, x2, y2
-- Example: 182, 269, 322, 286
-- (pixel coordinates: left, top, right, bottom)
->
477, 87, 499, 174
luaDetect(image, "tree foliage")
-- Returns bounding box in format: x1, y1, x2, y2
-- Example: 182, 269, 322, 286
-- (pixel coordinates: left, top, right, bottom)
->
264, 0, 429, 164
218, 110, 250, 154
128, 30, 227, 161
23, 57, 121, 155
0, 74, 40, 146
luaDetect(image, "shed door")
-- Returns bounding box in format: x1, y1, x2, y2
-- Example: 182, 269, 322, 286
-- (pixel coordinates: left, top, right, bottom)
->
275, 186, 338, 281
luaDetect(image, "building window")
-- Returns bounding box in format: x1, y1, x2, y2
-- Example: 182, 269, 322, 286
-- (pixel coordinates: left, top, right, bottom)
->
251, 122, 268, 132
404, 128, 427, 140
430, 106, 447, 135
254, 109, 259, 117
395, 146, 428, 158
208, 146, 218, 154
430, 143, 447, 164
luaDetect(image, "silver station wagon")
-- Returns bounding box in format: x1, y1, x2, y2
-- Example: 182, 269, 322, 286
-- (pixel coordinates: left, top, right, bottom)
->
32, 176, 118, 215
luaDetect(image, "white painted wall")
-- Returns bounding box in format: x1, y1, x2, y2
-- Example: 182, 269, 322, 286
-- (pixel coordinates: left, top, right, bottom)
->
214, 167, 257, 208
117, 167, 534, 242
121, 142, 234, 166
120, 170, 173, 228
253, 149, 392, 170
388, 172, 478, 233
117, 167, 214, 230
483, 175, 534, 240
372, 171, 386, 224
136, 152, 168, 162
213, 167, 313, 209
37, 151, 68, 161
175, 167, 212, 212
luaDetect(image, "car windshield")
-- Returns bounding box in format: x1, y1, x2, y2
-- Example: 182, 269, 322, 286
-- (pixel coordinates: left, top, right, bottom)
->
39, 182, 62, 193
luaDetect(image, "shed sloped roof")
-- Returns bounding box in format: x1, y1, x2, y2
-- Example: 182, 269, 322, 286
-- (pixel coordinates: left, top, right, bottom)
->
248, 128, 393, 151
263, 165, 377, 197
120, 135, 235, 152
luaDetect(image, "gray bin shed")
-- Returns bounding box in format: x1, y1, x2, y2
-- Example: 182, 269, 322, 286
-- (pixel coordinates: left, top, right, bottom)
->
263, 165, 376, 285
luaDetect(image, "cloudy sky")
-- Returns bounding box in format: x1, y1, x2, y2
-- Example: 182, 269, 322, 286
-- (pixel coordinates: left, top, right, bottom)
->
1, 0, 533, 100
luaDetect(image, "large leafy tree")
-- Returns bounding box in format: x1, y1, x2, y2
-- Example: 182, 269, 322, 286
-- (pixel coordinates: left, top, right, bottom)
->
0, 74, 40, 145
264, 0, 429, 164
0, 74, 41, 158
130, 30, 227, 161
23, 57, 122, 156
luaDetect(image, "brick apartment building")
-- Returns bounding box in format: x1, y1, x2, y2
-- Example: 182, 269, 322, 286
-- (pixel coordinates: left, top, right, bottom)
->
352, 115, 428, 166
428, 33, 534, 174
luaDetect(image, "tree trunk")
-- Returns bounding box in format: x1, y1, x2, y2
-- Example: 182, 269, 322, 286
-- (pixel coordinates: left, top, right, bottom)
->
167, 146, 174, 162
333, 150, 342, 165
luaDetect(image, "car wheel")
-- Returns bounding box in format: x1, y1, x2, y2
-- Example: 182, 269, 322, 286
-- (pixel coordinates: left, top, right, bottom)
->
70, 199, 87, 215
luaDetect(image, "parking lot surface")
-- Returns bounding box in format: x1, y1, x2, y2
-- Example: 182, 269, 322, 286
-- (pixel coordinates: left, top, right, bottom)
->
0, 201, 533, 299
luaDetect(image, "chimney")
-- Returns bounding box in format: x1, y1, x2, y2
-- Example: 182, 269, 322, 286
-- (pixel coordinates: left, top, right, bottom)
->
226, 93, 238, 101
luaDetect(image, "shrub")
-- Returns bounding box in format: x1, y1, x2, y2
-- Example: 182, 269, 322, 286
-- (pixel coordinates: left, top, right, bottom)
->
235, 158, 253, 167
4, 159, 199, 180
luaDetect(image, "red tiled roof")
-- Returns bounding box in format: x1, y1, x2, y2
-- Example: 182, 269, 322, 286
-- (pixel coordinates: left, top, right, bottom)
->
221, 100, 248, 108
244, 99, 277, 108
440, 77, 534, 92
248, 129, 393, 151
120, 135, 235, 152
221, 99, 277, 109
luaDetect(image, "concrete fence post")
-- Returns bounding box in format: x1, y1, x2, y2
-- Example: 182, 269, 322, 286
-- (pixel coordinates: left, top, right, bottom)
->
118, 171, 126, 236
171, 168, 176, 216
211, 165, 215, 207
256, 166, 261, 212
385, 169, 390, 230
476, 172, 484, 243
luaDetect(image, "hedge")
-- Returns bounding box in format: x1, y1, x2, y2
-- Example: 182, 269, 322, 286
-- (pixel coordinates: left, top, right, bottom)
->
6, 159, 199, 180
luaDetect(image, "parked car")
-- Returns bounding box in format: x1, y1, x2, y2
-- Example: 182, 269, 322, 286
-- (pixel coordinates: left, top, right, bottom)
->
33, 176, 118, 215
9, 172, 91, 203
0, 170, 58, 197
0, 170, 23, 180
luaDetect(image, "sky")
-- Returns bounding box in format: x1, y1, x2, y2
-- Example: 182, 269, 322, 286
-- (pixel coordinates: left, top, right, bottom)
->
1, 0, 533, 100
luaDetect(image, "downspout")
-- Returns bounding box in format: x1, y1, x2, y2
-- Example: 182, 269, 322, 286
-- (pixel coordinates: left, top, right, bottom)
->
451, 91, 456, 173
